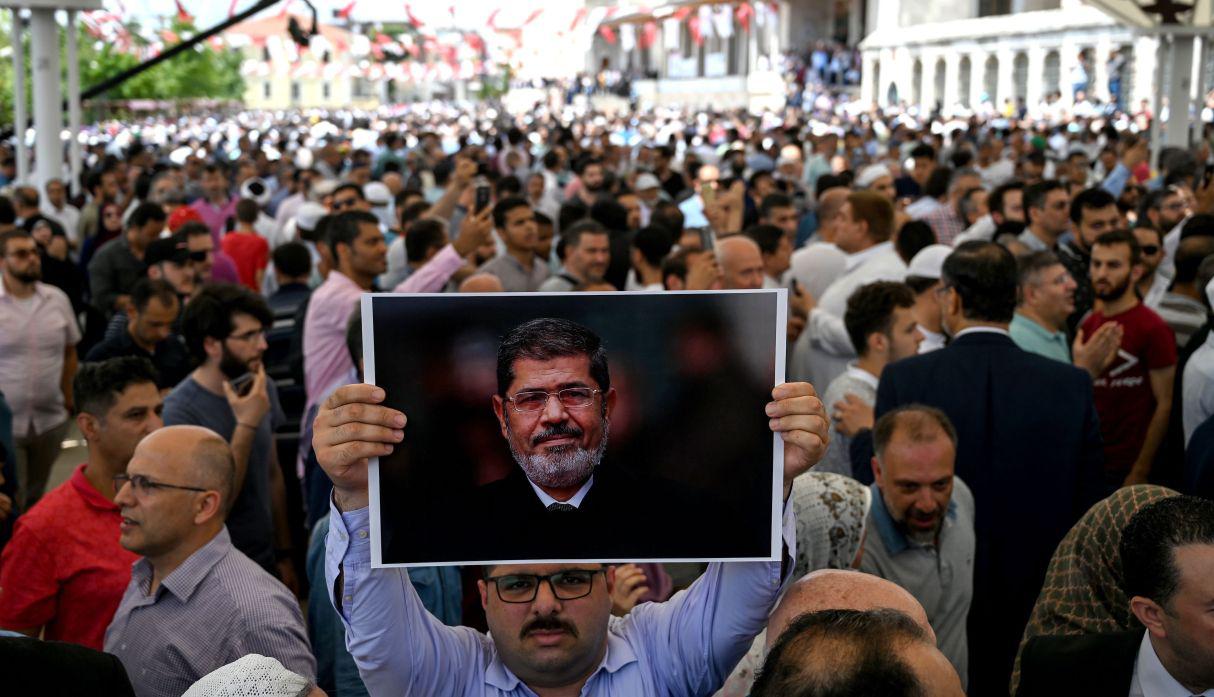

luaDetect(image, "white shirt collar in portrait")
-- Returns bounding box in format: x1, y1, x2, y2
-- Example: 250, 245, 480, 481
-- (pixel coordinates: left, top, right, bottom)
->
528, 475, 595, 509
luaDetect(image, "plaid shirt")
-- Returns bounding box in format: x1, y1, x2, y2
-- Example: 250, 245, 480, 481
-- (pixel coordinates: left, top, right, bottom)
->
104, 527, 314, 697
923, 204, 968, 246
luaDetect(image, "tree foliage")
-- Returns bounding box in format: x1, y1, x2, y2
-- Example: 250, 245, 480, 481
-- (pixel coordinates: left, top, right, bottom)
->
0, 14, 244, 126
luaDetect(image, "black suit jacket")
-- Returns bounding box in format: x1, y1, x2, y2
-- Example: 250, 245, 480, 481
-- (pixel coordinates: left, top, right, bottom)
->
390, 463, 761, 564
853, 332, 1110, 693
1016, 631, 1140, 697
0, 636, 135, 696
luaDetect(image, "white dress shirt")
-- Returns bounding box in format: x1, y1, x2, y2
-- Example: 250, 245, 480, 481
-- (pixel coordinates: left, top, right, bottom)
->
527, 475, 595, 509
1129, 630, 1214, 697
918, 325, 947, 353
1182, 331, 1214, 445
804, 241, 908, 388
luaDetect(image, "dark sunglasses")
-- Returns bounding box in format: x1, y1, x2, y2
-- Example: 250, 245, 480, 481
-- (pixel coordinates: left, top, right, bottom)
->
188, 250, 210, 262
1141, 245, 1159, 255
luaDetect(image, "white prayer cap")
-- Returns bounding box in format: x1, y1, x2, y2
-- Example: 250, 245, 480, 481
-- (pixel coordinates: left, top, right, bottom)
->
364, 181, 392, 207
634, 173, 661, 191
182, 654, 313, 697
295, 202, 328, 233
239, 178, 272, 208
907, 244, 953, 281
855, 164, 892, 189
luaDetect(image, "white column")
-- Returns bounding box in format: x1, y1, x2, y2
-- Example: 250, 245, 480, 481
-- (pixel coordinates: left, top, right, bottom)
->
877, 49, 896, 106
29, 9, 63, 188
861, 50, 878, 106
1092, 36, 1112, 103
1150, 36, 1167, 169
997, 49, 1015, 110
1058, 38, 1078, 106
1133, 35, 1159, 111
66, 10, 83, 197
1165, 34, 1195, 147
919, 52, 937, 112
11, 10, 27, 184
943, 52, 960, 116
1026, 46, 1046, 114
969, 49, 988, 109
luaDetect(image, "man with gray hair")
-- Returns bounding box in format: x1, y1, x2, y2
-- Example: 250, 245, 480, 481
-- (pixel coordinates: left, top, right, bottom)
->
105, 425, 314, 697
861, 405, 975, 687
923, 168, 983, 245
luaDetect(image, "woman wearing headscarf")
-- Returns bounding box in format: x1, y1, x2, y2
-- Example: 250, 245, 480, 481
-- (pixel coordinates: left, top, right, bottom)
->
1009, 484, 1179, 695
716, 471, 873, 697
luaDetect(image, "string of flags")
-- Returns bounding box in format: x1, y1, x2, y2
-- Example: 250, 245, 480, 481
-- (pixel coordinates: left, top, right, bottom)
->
597, 2, 778, 48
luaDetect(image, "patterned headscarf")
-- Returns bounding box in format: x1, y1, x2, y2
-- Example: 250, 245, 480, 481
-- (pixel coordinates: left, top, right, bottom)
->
1010, 484, 1179, 694
716, 471, 872, 697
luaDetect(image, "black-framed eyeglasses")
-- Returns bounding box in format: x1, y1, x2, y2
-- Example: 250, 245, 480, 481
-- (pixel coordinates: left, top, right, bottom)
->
506, 387, 601, 413
332, 198, 361, 210
1141, 245, 1160, 255
485, 570, 606, 603
113, 473, 209, 497
187, 250, 211, 262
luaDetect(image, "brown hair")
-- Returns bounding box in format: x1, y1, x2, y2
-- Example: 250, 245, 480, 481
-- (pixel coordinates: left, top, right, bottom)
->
847, 190, 895, 243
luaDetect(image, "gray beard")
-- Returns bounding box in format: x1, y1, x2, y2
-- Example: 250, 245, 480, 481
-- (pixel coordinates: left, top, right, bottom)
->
507, 421, 610, 490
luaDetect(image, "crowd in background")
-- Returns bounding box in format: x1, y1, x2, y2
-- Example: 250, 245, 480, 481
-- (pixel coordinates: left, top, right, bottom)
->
0, 96, 1212, 696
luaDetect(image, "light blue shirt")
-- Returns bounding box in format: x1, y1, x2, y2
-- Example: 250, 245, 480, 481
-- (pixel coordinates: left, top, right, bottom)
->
1010, 313, 1072, 365
1129, 629, 1214, 696
325, 501, 795, 696
679, 195, 709, 229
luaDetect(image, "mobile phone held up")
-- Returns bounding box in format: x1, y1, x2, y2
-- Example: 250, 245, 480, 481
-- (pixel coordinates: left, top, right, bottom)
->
229, 373, 255, 398
474, 177, 492, 213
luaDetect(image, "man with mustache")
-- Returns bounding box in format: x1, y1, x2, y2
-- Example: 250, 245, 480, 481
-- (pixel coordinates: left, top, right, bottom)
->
860, 405, 975, 688
310, 358, 828, 695
1081, 230, 1177, 488
392, 317, 761, 562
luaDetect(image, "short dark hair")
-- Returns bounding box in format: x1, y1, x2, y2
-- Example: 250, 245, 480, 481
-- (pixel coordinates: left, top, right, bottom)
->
989, 181, 1025, 220
910, 143, 936, 161
1174, 236, 1214, 284
745, 224, 786, 256
562, 219, 609, 251
751, 608, 931, 697
127, 202, 168, 229
0, 228, 31, 256
495, 175, 523, 197
661, 247, 694, 289
131, 278, 179, 314
177, 220, 211, 240
0, 196, 15, 226
1023, 180, 1066, 226
326, 210, 380, 260
493, 196, 532, 230
815, 173, 848, 198
942, 241, 1018, 323
1120, 496, 1214, 608
1016, 250, 1065, 289
1069, 187, 1118, 225
895, 220, 936, 264
923, 167, 953, 199
399, 201, 431, 229
235, 199, 260, 225
844, 281, 916, 356
74, 356, 159, 417
1181, 213, 1214, 240
760, 193, 795, 221
405, 218, 447, 263
649, 201, 684, 236
873, 405, 958, 461
332, 182, 365, 202
1092, 229, 1142, 266
180, 283, 273, 362
272, 241, 312, 279
496, 318, 609, 397
632, 225, 674, 268
557, 200, 590, 234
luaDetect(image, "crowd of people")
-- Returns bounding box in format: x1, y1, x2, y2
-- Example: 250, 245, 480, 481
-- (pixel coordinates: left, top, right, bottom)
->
0, 95, 1212, 697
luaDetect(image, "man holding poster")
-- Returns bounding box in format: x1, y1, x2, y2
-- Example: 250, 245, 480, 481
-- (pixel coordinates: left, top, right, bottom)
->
311, 376, 828, 696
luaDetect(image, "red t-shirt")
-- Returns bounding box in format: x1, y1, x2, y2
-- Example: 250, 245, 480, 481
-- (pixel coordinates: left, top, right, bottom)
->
220, 230, 269, 292
1081, 302, 1177, 476
0, 463, 138, 649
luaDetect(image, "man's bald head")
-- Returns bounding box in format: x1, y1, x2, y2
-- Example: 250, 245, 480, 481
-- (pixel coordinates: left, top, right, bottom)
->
140, 426, 234, 516
458, 273, 505, 293
766, 569, 934, 649
716, 235, 765, 290
818, 187, 850, 224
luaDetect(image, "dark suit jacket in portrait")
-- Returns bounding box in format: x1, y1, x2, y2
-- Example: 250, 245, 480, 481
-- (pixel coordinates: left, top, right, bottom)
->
389, 461, 765, 564
0, 635, 136, 696
1016, 631, 1140, 697
850, 331, 1111, 695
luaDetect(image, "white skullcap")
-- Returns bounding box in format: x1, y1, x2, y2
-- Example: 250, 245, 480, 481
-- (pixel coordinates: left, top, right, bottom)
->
294, 202, 328, 233
239, 178, 271, 208
634, 173, 661, 191
364, 181, 392, 207
855, 164, 892, 189
182, 655, 311, 697
907, 244, 954, 281
789, 243, 848, 300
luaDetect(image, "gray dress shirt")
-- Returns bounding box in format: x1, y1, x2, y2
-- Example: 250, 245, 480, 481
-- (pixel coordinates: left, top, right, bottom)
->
105, 527, 314, 697
478, 253, 551, 292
